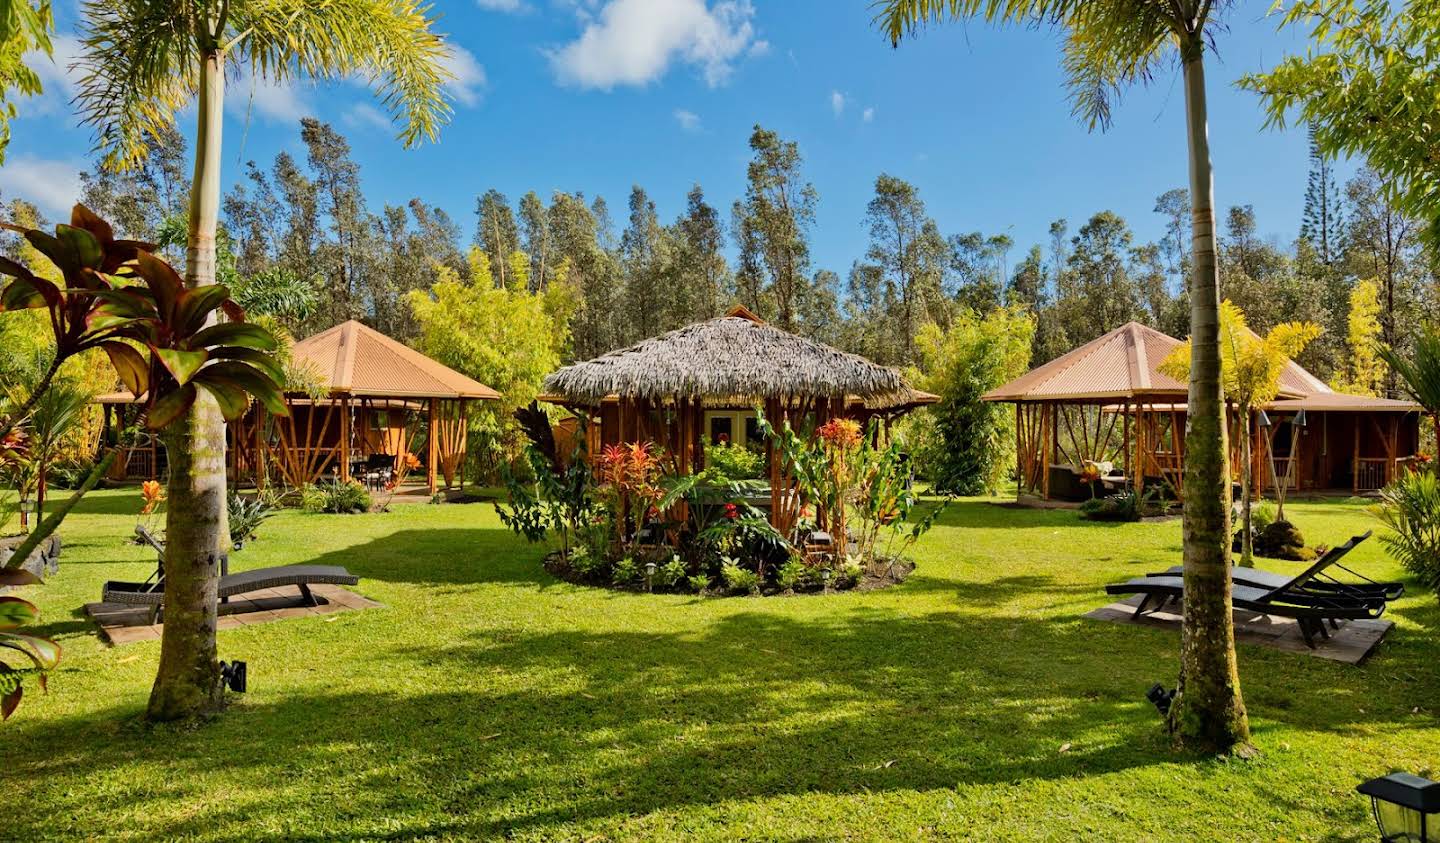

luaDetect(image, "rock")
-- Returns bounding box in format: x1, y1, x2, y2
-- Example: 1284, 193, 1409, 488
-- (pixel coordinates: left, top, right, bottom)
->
1254, 520, 1315, 561
0, 533, 62, 586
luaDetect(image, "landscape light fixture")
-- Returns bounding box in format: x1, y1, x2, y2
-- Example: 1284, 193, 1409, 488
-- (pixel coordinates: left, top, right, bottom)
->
219, 660, 247, 694
820, 568, 833, 593
1145, 682, 1175, 717
1294, 409, 1309, 429
644, 560, 658, 592
1256, 410, 1272, 429
1357, 773, 1440, 842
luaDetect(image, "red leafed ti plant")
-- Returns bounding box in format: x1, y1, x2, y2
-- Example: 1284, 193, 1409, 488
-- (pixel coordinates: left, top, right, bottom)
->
0, 582, 60, 721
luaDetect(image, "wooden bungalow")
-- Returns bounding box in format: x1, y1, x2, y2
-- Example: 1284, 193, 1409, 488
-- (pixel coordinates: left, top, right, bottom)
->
983, 321, 1422, 501
539, 306, 936, 530
98, 320, 500, 495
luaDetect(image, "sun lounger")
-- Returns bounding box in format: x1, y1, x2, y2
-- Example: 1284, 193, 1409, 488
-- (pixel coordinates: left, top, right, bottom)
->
102, 565, 360, 624
1107, 533, 1386, 648
1148, 531, 1404, 602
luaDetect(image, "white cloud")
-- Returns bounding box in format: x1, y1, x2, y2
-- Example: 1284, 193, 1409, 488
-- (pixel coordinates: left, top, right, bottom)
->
748, 39, 771, 57
673, 108, 701, 131
0, 155, 85, 220
862, 107, 875, 123
227, 69, 310, 124
343, 102, 393, 132
21, 35, 85, 118
550, 0, 761, 90
441, 45, 487, 107
476, 0, 526, 10
830, 90, 845, 117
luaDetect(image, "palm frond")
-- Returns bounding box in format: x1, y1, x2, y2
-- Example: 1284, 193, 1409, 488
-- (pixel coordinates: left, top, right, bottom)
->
1378, 325, 1440, 416
232, 0, 451, 148
1061, 0, 1174, 131
74, 0, 198, 172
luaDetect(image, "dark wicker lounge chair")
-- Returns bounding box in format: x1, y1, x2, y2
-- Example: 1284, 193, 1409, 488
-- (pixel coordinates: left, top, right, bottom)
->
103, 565, 360, 624
1148, 531, 1403, 602
1106, 533, 1386, 648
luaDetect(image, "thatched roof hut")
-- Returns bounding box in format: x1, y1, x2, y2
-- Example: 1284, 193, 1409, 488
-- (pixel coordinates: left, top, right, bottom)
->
543, 306, 929, 410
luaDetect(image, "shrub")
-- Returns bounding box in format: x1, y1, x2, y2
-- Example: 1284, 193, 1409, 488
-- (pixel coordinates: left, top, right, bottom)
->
1372, 469, 1440, 602
228, 492, 276, 548
302, 481, 372, 514
611, 556, 639, 586
659, 556, 687, 589
720, 561, 759, 594
568, 545, 606, 579
777, 560, 810, 591
687, 574, 711, 594
703, 441, 765, 481
840, 559, 864, 588
1080, 491, 1144, 522
1251, 498, 1277, 532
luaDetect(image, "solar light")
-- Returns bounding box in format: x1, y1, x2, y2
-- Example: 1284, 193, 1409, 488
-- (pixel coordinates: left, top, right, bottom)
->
821, 567, 833, 593
644, 560, 658, 592
1145, 682, 1175, 717
1357, 773, 1440, 842
219, 660, 247, 694
1256, 410, 1272, 429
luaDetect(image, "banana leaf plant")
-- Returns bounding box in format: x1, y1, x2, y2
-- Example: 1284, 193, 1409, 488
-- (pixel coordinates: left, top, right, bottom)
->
0, 585, 60, 721
0, 204, 154, 441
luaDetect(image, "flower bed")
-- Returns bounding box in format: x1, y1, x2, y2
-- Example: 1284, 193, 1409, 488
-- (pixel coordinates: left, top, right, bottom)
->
497, 414, 945, 598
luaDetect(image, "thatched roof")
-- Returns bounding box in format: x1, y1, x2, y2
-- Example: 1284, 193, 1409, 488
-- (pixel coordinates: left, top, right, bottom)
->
543, 306, 918, 408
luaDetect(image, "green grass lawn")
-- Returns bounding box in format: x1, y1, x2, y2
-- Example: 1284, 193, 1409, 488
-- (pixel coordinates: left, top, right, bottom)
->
7, 488, 1438, 841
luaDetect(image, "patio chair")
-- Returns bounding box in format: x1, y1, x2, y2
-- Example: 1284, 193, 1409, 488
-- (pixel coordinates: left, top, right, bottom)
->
102, 562, 359, 624
1147, 531, 1404, 602
1106, 533, 1387, 648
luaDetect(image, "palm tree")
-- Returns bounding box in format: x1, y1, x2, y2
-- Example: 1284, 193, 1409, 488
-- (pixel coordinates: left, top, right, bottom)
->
876, 0, 1253, 754
73, 0, 452, 722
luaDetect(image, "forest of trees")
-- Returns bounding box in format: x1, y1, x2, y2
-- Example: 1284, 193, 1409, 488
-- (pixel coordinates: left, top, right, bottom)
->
7, 119, 1437, 407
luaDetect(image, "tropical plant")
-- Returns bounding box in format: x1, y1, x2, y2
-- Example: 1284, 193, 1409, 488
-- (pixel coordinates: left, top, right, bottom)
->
1371, 468, 1440, 604
11, 378, 95, 521
496, 439, 597, 562
0, 587, 60, 721
1379, 324, 1440, 451
0, 0, 52, 164
227, 492, 275, 548
596, 442, 667, 553
301, 481, 371, 515
1332, 279, 1386, 397
138, 479, 165, 534
1160, 301, 1322, 564
73, 0, 451, 724
720, 560, 760, 595
878, 0, 1252, 753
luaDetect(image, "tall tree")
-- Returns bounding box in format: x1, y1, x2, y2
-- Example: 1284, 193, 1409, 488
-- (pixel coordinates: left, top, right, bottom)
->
879, 0, 1254, 754
1299, 126, 1345, 265
475, 189, 519, 290
674, 184, 729, 324
1345, 167, 1418, 392
76, 0, 450, 723
0, 0, 51, 163
517, 191, 553, 292
1154, 188, 1191, 293
1055, 211, 1141, 343
732, 125, 818, 333
620, 184, 665, 341
860, 174, 947, 364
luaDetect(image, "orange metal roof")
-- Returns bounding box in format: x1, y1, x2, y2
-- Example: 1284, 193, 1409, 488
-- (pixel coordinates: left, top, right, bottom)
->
1266, 392, 1419, 412
293, 320, 500, 400
984, 321, 1330, 403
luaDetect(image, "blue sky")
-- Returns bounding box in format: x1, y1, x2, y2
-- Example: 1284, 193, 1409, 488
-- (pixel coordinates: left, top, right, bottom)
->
2, 0, 1341, 276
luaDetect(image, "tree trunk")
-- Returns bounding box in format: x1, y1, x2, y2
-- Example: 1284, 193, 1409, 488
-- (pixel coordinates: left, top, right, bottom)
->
1168, 45, 1254, 756
147, 45, 229, 723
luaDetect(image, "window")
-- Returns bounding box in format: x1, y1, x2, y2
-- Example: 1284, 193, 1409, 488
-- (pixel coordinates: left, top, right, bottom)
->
705, 410, 760, 448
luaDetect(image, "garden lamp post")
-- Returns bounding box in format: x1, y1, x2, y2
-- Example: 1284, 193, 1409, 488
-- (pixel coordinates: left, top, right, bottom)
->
1357, 772, 1440, 842
18, 497, 33, 531
821, 567, 833, 593
644, 560, 657, 593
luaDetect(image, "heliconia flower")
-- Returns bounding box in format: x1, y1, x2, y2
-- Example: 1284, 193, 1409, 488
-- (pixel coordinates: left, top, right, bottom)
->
817, 418, 861, 448
724, 502, 738, 520
140, 480, 165, 515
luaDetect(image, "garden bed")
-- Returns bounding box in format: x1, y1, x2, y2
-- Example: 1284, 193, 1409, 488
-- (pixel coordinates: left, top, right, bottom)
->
542, 550, 915, 597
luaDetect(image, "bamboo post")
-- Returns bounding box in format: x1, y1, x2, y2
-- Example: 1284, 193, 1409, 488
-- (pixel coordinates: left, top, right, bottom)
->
340, 395, 351, 483
427, 398, 438, 495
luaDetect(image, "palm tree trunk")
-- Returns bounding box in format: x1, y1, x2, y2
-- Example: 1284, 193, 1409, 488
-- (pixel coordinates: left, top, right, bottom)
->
1169, 44, 1253, 755
147, 44, 229, 723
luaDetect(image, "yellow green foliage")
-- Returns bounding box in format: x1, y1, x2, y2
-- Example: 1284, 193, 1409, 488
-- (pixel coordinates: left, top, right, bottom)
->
407, 248, 576, 459
1160, 300, 1322, 409
1330, 279, 1386, 396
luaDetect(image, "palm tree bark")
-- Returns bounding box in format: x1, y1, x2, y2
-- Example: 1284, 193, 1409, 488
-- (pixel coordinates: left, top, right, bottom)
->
1170, 41, 1253, 754
1239, 407, 1253, 567
146, 42, 228, 722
